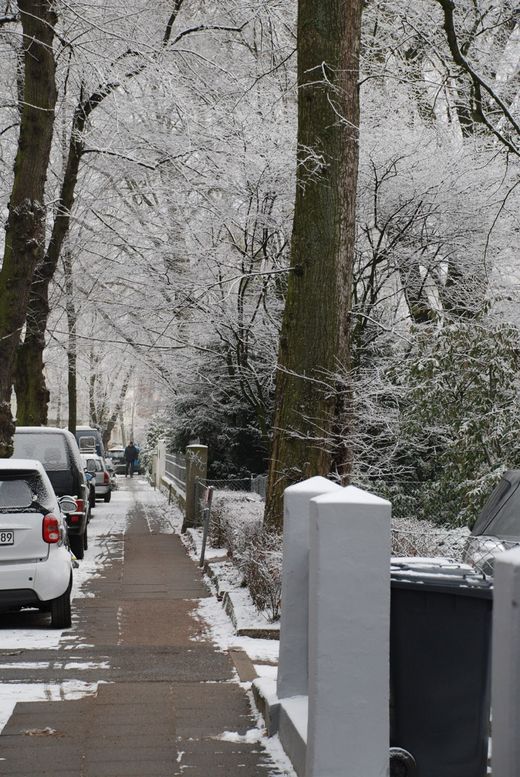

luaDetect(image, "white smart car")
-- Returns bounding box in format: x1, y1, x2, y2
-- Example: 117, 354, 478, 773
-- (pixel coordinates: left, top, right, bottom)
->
0, 459, 75, 628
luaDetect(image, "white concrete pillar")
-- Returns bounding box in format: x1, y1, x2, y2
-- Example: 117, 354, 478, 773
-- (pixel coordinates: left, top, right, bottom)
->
492, 546, 520, 777
306, 486, 391, 777
156, 439, 166, 488
277, 477, 343, 701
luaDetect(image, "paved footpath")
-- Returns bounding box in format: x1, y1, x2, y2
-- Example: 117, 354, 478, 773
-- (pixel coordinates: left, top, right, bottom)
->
0, 480, 283, 776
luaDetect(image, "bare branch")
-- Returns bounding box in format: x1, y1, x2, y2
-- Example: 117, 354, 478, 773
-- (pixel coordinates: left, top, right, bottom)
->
435, 0, 520, 155
170, 21, 248, 47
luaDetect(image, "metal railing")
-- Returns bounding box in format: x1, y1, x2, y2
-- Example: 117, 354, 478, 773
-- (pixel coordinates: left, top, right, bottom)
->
165, 452, 186, 493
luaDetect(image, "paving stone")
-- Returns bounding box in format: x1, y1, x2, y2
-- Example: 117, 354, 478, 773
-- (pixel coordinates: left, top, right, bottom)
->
0, 482, 283, 776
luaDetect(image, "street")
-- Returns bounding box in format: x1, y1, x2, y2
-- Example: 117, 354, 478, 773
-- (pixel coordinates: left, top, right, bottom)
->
0, 479, 286, 776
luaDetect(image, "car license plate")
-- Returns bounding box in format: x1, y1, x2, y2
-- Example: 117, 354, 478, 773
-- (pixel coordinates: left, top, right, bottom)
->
0, 531, 14, 545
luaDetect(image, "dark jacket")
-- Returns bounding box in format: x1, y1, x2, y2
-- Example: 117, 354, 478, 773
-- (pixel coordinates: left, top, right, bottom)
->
124, 444, 138, 462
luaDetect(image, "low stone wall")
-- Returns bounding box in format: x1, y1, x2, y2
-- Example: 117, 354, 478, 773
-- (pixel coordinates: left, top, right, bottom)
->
154, 441, 207, 530
159, 474, 186, 512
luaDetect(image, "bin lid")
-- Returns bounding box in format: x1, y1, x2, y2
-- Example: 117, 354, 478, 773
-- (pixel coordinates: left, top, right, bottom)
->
391, 557, 493, 598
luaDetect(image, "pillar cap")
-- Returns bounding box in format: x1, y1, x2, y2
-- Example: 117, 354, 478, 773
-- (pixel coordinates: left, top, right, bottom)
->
312, 484, 390, 507
284, 476, 343, 495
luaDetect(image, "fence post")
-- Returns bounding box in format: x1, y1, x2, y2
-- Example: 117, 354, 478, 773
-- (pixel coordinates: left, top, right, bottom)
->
306, 486, 391, 777
277, 476, 343, 702
199, 486, 214, 568
491, 546, 520, 776
182, 444, 208, 532
156, 439, 166, 489
150, 452, 157, 488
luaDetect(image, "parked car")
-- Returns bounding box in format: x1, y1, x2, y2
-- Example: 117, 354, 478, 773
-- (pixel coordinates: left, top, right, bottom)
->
81, 453, 112, 503
0, 459, 75, 628
463, 469, 520, 574
74, 426, 105, 458
12, 427, 90, 561
83, 467, 96, 510
108, 447, 127, 475
108, 445, 142, 476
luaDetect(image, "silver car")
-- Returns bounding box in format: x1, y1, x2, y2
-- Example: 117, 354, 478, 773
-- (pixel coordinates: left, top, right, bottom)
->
80, 454, 112, 504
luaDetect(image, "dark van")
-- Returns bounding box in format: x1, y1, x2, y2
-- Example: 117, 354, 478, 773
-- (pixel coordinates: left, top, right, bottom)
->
13, 427, 90, 560
75, 426, 105, 458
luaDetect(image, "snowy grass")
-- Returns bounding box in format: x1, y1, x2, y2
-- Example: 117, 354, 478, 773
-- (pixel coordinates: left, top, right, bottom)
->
207, 490, 282, 621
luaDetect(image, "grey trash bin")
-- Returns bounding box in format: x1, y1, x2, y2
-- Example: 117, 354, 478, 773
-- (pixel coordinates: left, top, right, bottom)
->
390, 559, 493, 777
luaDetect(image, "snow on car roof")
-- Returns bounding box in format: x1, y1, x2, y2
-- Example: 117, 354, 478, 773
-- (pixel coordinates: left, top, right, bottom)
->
0, 459, 46, 473
16, 426, 78, 444
17, 426, 71, 434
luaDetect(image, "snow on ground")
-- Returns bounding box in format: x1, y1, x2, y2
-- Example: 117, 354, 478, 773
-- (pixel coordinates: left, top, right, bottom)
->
193, 594, 280, 663
0, 479, 287, 774
188, 564, 289, 774
0, 487, 129, 652
255, 663, 278, 679
72, 487, 128, 599
0, 483, 135, 733
181, 516, 280, 662
0, 680, 101, 735
180, 498, 288, 775
137, 480, 182, 533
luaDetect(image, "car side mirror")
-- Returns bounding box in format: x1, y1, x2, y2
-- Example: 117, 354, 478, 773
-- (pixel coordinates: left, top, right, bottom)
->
59, 495, 77, 513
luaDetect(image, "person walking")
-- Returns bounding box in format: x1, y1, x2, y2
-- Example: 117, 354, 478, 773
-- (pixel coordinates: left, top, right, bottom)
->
124, 441, 139, 478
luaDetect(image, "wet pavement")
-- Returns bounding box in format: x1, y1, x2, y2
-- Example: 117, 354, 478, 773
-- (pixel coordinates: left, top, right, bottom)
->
0, 479, 284, 776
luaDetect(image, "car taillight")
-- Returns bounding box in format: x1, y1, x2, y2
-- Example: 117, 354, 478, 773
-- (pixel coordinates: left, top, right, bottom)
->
75, 499, 85, 514
42, 515, 60, 544
103, 471, 110, 485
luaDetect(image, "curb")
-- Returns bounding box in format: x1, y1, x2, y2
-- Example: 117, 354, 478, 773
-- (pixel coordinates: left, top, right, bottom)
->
252, 678, 280, 734
182, 529, 280, 640
223, 590, 280, 640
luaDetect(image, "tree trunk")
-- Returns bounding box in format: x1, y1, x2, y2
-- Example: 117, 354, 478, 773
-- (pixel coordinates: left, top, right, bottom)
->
0, 1, 57, 455
264, 0, 362, 529
15, 101, 87, 425
15, 2, 189, 424
89, 348, 99, 426
63, 252, 77, 434
101, 371, 132, 450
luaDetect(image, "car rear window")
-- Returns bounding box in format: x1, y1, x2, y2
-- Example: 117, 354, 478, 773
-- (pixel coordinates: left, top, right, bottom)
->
482, 492, 520, 538
78, 435, 97, 452
82, 457, 103, 472
0, 473, 53, 512
13, 433, 69, 471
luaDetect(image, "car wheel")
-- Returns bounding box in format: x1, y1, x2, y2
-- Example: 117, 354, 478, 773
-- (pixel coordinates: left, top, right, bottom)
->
69, 533, 84, 560
83, 524, 88, 551
103, 491, 112, 503
50, 587, 71, 629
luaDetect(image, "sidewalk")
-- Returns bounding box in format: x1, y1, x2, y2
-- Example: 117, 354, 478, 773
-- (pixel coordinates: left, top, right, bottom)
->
0, 481, 290, 776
